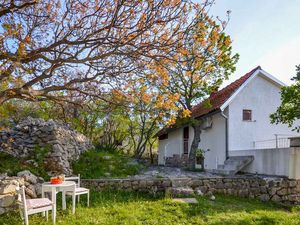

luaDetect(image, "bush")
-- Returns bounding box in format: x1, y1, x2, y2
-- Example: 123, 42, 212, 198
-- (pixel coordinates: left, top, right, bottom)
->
72, 150, 143, 178
93, 142, 123, 154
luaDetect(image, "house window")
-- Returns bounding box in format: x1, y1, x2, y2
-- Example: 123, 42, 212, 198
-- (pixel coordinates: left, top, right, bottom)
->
183, 127, 189, 154
158, 133, 168, 140
243, 109, 252, 121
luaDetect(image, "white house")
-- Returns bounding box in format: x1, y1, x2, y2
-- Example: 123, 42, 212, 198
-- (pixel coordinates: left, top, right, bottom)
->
157, 66, 300, 176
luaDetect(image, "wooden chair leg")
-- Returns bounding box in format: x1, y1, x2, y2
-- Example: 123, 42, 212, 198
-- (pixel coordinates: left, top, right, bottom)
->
78, 195, 80, 203
46, 210, 48, 221
87, 191, 90, 207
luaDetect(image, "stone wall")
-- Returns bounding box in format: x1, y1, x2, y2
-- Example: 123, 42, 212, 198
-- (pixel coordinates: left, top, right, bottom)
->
165, 154, 188, 167
0, 171, 44, 214
82, 176, 300, 205
0, 117, 93, 175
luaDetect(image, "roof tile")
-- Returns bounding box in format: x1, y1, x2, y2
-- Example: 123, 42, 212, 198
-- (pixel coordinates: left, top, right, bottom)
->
192, 66, 261, 118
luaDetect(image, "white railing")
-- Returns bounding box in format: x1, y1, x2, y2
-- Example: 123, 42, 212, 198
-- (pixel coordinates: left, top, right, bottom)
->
253, 134, 298, 149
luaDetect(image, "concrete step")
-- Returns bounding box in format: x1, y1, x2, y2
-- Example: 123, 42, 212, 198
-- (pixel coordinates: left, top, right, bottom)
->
214, 156, 254, 176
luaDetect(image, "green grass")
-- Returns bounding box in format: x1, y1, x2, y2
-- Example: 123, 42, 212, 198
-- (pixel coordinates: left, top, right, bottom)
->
72, 150, 143, 178
1, 191, 300, 225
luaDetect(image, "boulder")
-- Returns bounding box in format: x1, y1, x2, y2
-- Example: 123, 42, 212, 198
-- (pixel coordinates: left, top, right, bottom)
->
103, 156, 112, 160
17, 170, 37, 184
166, 187, 195, 198
195, 188, 204, 196
0, 194, 15, 207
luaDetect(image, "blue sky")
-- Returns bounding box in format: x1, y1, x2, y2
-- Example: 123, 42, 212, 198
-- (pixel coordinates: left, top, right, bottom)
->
206, 0, 300, 86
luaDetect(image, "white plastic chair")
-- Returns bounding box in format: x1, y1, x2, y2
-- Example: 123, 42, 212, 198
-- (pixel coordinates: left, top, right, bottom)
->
63, 174, 89, 209
16, 184, 56, 225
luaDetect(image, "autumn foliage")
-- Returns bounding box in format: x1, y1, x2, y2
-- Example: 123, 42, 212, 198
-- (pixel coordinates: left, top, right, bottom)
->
0, 0, 190, 104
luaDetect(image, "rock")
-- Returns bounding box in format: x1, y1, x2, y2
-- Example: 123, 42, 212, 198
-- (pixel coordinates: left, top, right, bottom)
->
17, 170, 37, 184
210, 195, 216, 201
35, 183, 42, 197
0, 194, 15, 207
166, 187, 195, 198
195, 188, 204, 196
25, 185, 37, 198
0, 182, 17, 195
172, 198, 198, 204
0, 207, 6, 215
206, 191, 214, 197
0, 173, 7, 180
259, 194, 270, 202
104, 172, 111, 177
0, 177, 24, 195
277, 188, 288, 196
271, 195, 281, 202
103, 156, 112, 160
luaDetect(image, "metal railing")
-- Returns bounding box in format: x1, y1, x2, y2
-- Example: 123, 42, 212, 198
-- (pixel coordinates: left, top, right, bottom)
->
253, 134, 298, 149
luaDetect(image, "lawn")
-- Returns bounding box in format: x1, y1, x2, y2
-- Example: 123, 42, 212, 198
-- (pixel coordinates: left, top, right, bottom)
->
1, 191, 300, 225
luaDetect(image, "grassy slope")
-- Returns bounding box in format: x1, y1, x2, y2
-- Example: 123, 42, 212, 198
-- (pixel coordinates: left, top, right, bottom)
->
72, 151, 143, 178
1, 191, 300, 225
0, 150, 142, 179
0, 151, 49, 179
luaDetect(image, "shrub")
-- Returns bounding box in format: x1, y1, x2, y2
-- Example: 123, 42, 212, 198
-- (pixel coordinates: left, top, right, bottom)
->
72, 150, 143, 178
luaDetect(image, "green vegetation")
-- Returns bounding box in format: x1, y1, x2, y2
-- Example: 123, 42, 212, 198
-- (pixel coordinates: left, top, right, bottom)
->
72, 150, 144, 179
0, 146, 50, 179
1, 191, 300, 225
0, 147, 142, 179
271, 65, 300, 132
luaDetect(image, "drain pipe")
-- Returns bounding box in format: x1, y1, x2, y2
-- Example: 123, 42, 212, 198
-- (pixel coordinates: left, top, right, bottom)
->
221, 111, 229, 160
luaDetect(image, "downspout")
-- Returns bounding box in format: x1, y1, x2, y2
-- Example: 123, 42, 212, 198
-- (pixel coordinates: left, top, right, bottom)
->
221, 110, 229, 160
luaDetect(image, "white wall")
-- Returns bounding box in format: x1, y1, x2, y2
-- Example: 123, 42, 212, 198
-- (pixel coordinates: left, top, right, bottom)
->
158, 126, 195, 165
228, 73, 299, 151
198, 113, 226, 170
229, 149, 290, 176
158, 128, 182, 165
158, 114, 226, 169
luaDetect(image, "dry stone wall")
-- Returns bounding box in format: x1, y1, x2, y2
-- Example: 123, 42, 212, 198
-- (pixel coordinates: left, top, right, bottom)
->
0, 117, 93, 175
82, 176, 300, 205
0, 171, 44, 215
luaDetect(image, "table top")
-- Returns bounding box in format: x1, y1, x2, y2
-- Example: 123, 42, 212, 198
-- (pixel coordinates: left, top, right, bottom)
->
42, 181, 76, 188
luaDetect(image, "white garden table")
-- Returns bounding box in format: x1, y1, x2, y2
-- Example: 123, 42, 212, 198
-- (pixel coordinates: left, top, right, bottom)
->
42, 181, 76, 214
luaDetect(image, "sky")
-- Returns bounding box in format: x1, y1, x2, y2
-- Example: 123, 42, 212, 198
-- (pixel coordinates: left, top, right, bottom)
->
205, 0, 300, 86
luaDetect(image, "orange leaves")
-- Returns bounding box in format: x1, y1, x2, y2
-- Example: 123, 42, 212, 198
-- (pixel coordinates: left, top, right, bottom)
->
141, 93, 151, 104
224, 36, 232, 47
112, 89, 126, 103
166, 115, 177, 127
182, 109, 191, 118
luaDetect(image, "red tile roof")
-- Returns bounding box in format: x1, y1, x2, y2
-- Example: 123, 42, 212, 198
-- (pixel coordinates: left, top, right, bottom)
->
192, 66, 261, 118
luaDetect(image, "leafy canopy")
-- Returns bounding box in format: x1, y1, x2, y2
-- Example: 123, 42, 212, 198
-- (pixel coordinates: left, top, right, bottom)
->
271, 65, 300, 132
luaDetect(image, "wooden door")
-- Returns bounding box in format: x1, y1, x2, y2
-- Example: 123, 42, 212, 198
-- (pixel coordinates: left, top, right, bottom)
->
183, 126, 189, 154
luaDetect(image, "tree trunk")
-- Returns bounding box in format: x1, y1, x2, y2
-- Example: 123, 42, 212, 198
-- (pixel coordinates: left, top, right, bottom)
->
188, 124, 202, 170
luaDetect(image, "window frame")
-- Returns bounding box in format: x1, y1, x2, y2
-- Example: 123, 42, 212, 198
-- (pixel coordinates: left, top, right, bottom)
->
242, 109, 252, 121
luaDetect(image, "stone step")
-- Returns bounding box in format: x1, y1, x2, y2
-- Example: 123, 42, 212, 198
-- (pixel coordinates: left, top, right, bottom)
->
214, 156, 254, 176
